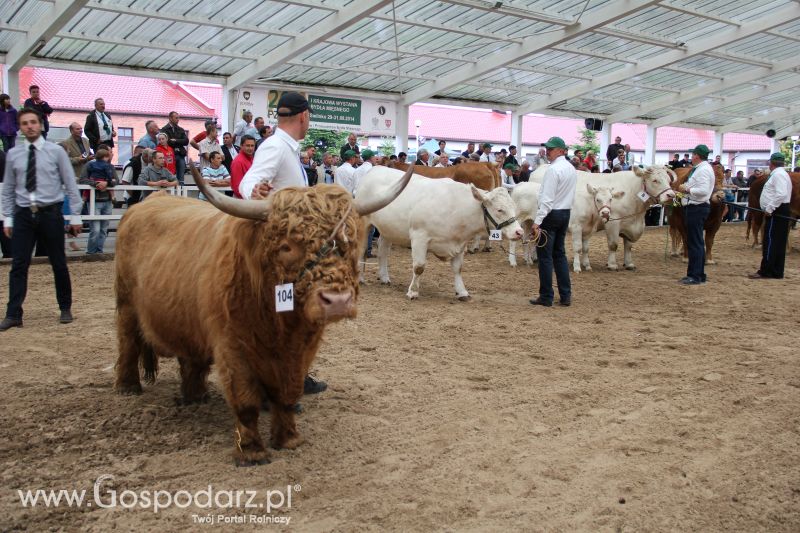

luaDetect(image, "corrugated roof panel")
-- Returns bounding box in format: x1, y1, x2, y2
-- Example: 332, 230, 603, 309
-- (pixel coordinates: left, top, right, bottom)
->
6, 0, 52, 27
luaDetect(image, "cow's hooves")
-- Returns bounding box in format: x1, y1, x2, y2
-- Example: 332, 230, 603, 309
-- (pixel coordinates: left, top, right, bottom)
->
670, 252, 680, 257
235, 456, 270, 467
379, 279, 391, 285
115, 383, 143, 395
175, 394, 209, 406
706, 260, 716, 265
457, 295, 472, 302
483, 248, 492, 253
624, 265, 636, 271
407, 292, 419, 300
584, 266, 592, 272
607, 266, 618, 271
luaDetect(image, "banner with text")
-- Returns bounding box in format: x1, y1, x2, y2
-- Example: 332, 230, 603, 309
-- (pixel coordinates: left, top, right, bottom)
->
234, 88, 396, 135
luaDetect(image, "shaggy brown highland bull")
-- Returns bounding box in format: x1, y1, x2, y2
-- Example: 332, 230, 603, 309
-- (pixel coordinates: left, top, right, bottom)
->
114, 165, 412, 466
668, 164, 724, 263
386, 161, 500, 190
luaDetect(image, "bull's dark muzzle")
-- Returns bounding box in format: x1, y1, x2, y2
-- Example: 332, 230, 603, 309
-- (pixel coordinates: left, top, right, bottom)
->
318, 290, 354, 318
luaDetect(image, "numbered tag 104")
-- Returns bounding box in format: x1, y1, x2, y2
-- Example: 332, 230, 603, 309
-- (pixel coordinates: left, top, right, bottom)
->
488, 229, 502, 241
275, 283, 294, 312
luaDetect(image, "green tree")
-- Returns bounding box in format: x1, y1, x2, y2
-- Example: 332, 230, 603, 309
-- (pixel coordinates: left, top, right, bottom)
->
301, 129, 350, 161
778, 138, 797, 167
571, 128, 600, 156
378, 136, 395, 156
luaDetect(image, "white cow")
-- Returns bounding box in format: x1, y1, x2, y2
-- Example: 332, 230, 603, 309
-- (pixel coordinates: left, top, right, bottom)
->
356, 167, 524, 300
531, 165, 675, 270
507, 182, 625, 271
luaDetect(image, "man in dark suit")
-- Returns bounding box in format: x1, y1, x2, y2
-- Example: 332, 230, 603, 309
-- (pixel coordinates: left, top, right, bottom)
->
339, 132, 360, 160
83, 98, 116, 151
605, 136, 623, 169
23, 86, 53, 139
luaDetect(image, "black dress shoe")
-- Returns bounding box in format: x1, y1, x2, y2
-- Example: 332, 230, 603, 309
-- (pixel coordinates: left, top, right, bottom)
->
558, 299, 571, 307
59, 309, 73, 324
529, 297, 553, 307
0, 317, 22, 331
303, 375, 327, 395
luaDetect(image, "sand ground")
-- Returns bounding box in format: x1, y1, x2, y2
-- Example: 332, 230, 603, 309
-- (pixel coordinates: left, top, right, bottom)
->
0, 224, 798, 532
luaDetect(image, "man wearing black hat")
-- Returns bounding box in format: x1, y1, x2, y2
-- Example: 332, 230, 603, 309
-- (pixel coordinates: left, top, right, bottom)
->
677, 144, 715, 285
238, 92, 327, 396
240, 92, 311, 200
749, 152, 793, 279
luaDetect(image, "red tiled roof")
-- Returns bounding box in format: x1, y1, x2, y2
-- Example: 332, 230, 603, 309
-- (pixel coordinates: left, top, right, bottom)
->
178, 82, 223, 117
19, 67, 213, 118
409, 104, 770, 151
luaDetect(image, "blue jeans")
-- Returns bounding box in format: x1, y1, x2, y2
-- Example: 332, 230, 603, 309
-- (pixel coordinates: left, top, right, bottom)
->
685, 203, 709, 282
366, 225, 376, 255
87, 201, 112, 254
535, 209, 571, 303
175, 156, 186, 185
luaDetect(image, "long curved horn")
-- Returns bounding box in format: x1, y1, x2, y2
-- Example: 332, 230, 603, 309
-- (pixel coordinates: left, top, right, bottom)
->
353, 165, 413, 216
665, 167, 677, 183
190, 163, 272, 220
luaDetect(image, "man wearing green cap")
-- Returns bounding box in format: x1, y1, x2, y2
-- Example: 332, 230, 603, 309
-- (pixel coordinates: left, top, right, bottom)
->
335, 150, 358, 195
501, 163, 518, 190
677, 144, 715, 285
479, 143, 493, 163
530, 136, 577, 307
749, 152, 793, 279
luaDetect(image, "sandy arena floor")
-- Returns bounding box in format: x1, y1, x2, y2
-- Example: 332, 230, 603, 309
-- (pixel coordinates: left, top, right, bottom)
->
0, 224, 798, 532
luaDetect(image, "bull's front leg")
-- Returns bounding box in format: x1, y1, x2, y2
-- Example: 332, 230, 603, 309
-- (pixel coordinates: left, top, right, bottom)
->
267, 369, 305, 451
226, 375, 270, 466
508, 238, 518, 267
623, 236, 636, 270
669, 227, 681, 257
581, 235, 592, 271
570, 225, 583, 273
467, 235, 481, 254
605, 222, 621, 271
451, 250, 471, 301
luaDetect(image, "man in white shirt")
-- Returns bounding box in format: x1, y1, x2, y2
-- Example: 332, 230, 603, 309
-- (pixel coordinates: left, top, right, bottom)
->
749, 152, 793, 279
501, 163, 517, 190
678, 144, 716, 285
434, 154, 449, 167
530, 137, 577, 307
479, 143, 493, 163
238, 92, 327, 397
232, 111, 253, 147
335, 150, 358, 195
197, 126, 221, 170
240, 93, 309, 200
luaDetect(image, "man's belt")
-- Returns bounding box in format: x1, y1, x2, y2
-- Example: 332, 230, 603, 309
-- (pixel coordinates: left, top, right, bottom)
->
21, 202, 63, 214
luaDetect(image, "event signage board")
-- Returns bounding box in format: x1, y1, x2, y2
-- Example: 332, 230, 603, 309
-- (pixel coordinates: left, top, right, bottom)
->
234, 88, 395, 135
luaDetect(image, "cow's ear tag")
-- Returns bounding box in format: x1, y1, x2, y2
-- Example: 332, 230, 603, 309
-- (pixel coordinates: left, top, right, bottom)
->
275, 283, 294, 312
637, 190, 649, 203
489, 229, 502, 241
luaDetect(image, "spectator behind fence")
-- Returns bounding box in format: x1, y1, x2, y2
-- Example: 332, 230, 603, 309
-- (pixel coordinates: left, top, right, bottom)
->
137, 120, 160, 149
606, 136, 623, 168
156, 132, 177, 176
84, 98, 116, 151
317, 152, 335, 185
229, 135, 256, 199
198, 125, 221, 170
23, 85, 53, 139
220, 132, 238, 173
59, 122, 94, 179
199, 151, 231, 201
80, 148, 118, 254
461, 142, 475, 158
255, 125, 271, 149
340, 132, 360, 160
122, 146, 150, 206
415, 148, 430, 166
138, 151, 177, 200
0, 94, 18, 152
161, 111, 188, 183
189, 119, 217, 150
246, 116, 265, 140
233, 111, 253, 147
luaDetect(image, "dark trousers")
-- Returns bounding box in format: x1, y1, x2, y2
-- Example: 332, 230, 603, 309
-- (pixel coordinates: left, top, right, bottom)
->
685, 203, 710, 282
0, 220, 11, 257
175, 156, 187, 185
6, 205, 72, 319
535, 209, 571, 303
759, 203, 791, 279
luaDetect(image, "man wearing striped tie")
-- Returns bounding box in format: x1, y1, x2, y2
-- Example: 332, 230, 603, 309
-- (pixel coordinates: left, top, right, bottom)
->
1, 108, 83, 331
237, 91, 328, 398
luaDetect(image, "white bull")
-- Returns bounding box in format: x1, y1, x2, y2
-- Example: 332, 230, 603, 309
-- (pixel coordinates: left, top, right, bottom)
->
357, 167, 524, 300
531, 165, 675, 270
507, 182, 625, 271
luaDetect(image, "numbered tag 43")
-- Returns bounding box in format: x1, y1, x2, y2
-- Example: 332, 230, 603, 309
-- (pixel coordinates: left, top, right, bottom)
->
275, 283, 294, 312
488, 229, 502, 241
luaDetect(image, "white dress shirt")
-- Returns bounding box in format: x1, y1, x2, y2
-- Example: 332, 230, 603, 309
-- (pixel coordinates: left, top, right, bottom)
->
239, 127, 306, 199
96, 111, 113, 142
501, 170, 516, 190
760, 166, 792, 214
534, 155, 577, 225
479, 153, 492, 163
352, 161, 373, 196
335, 162, 357, 195
685, 160, 715, 204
